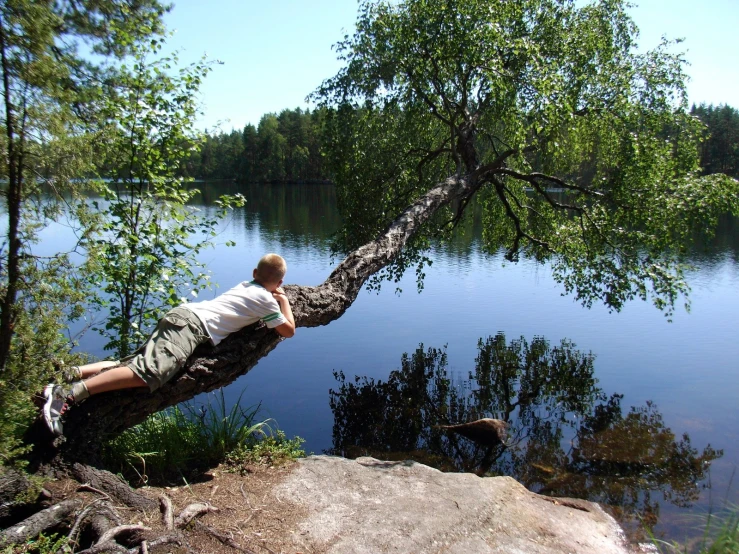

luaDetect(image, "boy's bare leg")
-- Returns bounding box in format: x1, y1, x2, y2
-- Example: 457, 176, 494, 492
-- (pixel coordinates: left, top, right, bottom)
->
77, 360, 120, 378
82, 366, 148, 395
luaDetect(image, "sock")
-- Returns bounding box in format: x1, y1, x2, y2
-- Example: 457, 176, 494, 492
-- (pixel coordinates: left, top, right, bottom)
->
62, 365, 82, 383
69, 380, 90, 402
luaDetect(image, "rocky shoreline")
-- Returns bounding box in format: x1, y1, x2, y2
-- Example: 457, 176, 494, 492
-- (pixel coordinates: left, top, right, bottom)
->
270, 455, 639, 553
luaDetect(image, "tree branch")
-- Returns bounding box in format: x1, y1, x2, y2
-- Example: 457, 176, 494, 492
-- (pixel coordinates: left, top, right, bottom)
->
496, 168, 605, 199
474, 145, 538, 178
493, 178, 553, 261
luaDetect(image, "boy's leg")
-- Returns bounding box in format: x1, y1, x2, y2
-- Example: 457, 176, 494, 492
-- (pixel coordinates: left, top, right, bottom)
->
77, 360, 120, 379
81, 366, 147, 395
63, 360, 120, 382
124, 306, 209, 393
67, 366, 147, 403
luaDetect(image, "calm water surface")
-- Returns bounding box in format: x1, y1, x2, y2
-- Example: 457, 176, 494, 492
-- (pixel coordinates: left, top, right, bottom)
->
70, 182, 738, 546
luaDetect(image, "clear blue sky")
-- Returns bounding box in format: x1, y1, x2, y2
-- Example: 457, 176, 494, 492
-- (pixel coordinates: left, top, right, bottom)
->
164, 0, 739, 132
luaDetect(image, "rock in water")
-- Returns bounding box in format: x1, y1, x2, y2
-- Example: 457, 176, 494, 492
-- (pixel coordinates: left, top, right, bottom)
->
438, 418, 508, 445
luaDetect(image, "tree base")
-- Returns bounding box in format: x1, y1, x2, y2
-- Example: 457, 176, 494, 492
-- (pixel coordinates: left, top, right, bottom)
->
0, 464, 232, 553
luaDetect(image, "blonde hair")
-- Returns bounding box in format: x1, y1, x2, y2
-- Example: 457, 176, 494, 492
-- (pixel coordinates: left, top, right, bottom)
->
254, 253, 287, 285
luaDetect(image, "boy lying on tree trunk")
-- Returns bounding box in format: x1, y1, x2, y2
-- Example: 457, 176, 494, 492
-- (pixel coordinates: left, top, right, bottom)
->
42, 253, 296, 436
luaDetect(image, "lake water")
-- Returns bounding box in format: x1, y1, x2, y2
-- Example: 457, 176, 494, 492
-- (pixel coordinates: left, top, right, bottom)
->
67, 182, 739, 546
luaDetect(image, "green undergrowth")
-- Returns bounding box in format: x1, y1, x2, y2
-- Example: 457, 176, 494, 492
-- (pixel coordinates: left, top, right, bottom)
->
1, 532, 66, 554
104, 389, 305, 485
225, 429, 306, 473
0, 354, 86, 470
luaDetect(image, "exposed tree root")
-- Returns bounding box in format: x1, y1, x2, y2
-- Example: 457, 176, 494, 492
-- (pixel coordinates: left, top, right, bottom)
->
159, 494, 174, 530
0, 468, 32, 518
0, 498, 82, 548
66, 499, 107, 548
68, 463, 157, 511
0, 462, 244, 552
145, 533, 186, 550
194, 520, 258, 553
174, 501, 219, 528
0, 467, 49, 526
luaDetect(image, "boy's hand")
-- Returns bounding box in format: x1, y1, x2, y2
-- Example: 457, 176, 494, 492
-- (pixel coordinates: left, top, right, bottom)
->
272, 286, 295, 338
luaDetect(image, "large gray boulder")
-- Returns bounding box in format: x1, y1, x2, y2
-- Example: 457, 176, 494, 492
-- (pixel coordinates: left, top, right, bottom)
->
274, 455, 635, 554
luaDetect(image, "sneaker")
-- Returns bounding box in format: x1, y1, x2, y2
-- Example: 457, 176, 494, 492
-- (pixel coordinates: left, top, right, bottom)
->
42, 384, 68, 436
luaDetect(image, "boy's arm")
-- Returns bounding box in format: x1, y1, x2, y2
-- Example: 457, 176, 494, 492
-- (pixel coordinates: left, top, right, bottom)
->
272, 287, 295, 338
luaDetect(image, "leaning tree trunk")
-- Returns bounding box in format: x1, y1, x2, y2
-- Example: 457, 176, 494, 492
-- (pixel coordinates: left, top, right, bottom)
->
27, 173, 479, 466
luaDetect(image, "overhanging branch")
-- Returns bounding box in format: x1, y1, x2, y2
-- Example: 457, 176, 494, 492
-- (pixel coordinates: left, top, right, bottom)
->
493, 177, 554, 261
496, 168, 605, 199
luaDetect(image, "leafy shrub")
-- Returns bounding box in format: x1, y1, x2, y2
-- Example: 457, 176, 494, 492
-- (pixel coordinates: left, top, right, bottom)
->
225, 430, 306, 472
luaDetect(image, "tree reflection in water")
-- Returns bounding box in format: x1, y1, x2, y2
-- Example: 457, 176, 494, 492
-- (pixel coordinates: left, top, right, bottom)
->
328, 333, 721, 536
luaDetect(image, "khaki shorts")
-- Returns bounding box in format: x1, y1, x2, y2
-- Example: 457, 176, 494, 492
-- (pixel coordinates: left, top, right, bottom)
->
122, 306, 210, 392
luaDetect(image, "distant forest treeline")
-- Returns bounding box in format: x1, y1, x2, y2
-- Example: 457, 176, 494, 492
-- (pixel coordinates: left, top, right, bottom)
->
691, 104, 739, 178
180, 108, 327, 183
180, 104, 739, 183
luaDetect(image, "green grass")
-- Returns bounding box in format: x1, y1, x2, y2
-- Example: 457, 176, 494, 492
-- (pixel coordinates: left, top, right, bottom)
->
104, 388, 304, 484
650, 507, 739, 554
694, 510, 738, 554
192, 389, 272, 460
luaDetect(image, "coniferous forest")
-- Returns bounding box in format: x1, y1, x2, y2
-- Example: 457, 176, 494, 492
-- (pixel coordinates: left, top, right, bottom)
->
181, 104, 739, 183
181, 108, 328, 183
691, 104, 739, 178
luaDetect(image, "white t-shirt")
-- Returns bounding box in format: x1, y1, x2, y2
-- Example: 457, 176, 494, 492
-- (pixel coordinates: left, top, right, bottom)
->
185, 281, 287, 346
